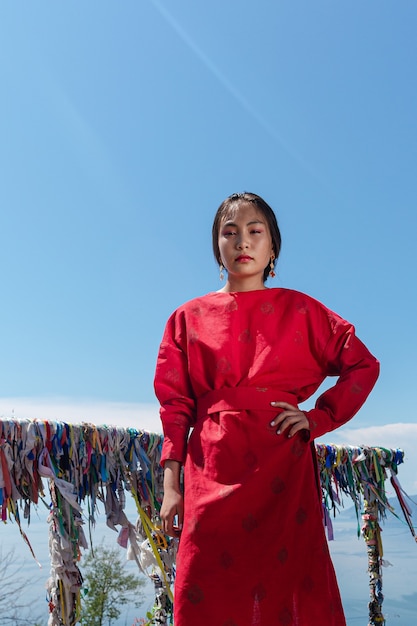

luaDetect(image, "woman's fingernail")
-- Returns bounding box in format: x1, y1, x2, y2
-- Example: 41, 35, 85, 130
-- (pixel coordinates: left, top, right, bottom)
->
270, 401, 277, 406
270, 420, 275, 426
277, 429, 281, 435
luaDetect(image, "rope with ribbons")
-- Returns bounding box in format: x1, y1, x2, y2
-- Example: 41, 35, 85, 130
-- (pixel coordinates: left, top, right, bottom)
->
1, 418, 415, 626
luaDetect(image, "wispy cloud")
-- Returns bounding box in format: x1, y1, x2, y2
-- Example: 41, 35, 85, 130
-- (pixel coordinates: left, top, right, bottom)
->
148, 0, 314, 175
0, 397, 162, 433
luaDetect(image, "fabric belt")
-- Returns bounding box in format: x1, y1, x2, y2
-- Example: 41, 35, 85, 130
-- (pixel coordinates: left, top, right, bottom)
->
196, 387, 298, 419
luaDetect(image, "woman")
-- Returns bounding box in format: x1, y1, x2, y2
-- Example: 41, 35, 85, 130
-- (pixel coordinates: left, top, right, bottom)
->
154, 192, 379, 626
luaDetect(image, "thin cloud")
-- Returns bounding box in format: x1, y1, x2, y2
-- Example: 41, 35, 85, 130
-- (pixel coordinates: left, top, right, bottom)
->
148, 0, 316, 176
0, 397, 162, 433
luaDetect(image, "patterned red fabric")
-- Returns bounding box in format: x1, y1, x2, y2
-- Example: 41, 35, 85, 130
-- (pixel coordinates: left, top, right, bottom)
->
154, 288, 379, 626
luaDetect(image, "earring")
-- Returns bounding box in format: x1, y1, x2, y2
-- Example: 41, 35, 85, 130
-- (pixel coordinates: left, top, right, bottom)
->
269, 254, 276, 278
219, 263, 225, 281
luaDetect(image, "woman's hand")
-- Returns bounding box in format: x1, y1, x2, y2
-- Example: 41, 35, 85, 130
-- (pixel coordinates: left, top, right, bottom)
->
160, 488, 184, 537
161, 460, 184, 537
270, 401, 310, 438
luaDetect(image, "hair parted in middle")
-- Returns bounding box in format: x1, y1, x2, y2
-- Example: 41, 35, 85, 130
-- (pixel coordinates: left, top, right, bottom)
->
212, 192, 282, 283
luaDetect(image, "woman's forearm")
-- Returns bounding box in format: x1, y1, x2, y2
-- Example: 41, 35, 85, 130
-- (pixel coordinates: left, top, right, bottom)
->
163, 459, 182, 492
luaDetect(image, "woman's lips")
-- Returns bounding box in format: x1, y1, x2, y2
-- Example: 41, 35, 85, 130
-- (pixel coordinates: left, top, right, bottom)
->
235, 255, 253, 262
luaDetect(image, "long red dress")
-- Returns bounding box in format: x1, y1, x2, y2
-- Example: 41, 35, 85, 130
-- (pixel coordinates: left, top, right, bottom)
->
154, 288, 379, 626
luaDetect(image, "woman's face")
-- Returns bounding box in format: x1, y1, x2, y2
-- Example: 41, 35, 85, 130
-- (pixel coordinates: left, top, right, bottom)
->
218, 202, 273, 289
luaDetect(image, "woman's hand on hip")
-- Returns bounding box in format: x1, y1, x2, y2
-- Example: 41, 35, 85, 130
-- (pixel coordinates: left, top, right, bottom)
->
270, 401, 310, 438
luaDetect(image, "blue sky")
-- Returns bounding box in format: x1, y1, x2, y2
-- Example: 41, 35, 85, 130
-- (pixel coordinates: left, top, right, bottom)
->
1, 3, 417, 623
1, 0, 417, 493
0, 0, 417, 464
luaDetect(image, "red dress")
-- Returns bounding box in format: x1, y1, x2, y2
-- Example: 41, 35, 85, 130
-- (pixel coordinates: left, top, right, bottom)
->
154, 288, 379, 626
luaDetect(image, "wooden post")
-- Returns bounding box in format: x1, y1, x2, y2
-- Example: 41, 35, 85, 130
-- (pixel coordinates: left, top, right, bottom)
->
362, 499, 385, 626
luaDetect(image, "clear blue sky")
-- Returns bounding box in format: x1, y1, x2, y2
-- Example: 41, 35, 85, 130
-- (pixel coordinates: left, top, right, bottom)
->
1, 1, 417, 487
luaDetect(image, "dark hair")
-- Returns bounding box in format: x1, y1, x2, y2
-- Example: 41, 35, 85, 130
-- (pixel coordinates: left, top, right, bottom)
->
212, 192, 282, 282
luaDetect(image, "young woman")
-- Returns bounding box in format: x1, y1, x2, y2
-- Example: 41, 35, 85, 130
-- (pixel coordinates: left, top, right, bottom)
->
154, 192, 379, 626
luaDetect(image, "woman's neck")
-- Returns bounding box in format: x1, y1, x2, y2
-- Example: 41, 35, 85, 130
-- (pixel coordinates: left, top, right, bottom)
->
219, 277, 267, 293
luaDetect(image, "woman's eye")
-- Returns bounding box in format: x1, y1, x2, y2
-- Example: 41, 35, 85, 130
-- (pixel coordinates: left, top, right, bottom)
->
251, 230, 262, 234
224, 231, 236, 237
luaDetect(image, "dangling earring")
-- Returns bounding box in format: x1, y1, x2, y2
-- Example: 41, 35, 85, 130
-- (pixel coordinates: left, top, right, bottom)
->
269, 254, 276, 278
219, 263, 225, 281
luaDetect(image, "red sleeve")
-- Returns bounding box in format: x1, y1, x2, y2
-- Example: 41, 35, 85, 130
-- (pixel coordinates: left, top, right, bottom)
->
154, 310, 196, 466
304, 311, 380, 440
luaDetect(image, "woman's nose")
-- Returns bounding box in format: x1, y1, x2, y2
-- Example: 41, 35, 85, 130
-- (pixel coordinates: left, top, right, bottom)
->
236, 234, 249, 249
